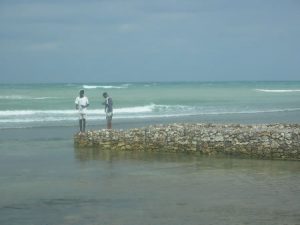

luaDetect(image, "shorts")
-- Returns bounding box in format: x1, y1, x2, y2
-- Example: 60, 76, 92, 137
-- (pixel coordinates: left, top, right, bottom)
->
106, 112, 113, 120
79, 113, 86, 120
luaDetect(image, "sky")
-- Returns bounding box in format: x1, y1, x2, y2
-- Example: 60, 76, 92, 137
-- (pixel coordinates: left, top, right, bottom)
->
0, 0, 299, 83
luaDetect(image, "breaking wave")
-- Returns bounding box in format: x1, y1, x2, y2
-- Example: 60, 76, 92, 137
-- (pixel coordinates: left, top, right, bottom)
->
1, 104, 300, 126
256, 89, 300, 93
0, 95, 59, 100
83, 84, 130, 89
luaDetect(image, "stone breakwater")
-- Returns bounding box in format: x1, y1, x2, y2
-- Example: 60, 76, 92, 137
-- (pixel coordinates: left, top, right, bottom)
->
74, 123, 300, 160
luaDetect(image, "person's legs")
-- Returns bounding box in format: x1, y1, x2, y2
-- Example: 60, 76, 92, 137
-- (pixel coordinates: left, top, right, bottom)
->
79, 114, 86, 133
82, 119, 86, 132
79, 119, 83, 132
80, 114, 87, 132
106, 117, 112, 129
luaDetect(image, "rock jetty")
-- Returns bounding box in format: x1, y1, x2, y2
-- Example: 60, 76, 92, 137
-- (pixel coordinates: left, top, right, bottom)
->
74, 123, 300, 160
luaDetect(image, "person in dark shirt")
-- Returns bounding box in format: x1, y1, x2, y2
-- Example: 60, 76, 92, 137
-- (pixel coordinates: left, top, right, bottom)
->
102, 92, 113, 129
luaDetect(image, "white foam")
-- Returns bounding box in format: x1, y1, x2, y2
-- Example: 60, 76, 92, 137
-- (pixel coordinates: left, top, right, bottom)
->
1, 105, 300, 117
256, 89, 300, 93
0, 110, 79, 116
115, 104, 155, 113
0, 106, 299, 124
0, 107, 153, 116
83, 84, 129, 89
0, 95, 59, 100
33, 97, 60, 100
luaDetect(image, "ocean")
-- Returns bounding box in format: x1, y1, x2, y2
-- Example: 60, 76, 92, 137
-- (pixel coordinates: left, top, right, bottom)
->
1, 81, 300, 130
1, 81, 300, 225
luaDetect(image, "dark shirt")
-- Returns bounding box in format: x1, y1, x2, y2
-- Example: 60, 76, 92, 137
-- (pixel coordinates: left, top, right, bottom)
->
105, 97, 113, 113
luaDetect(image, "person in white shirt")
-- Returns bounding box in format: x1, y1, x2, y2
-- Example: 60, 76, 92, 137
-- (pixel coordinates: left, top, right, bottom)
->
75, 89, 89, 133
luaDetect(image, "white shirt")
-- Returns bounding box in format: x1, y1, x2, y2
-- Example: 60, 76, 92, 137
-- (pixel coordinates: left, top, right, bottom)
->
75, 96, 89, 114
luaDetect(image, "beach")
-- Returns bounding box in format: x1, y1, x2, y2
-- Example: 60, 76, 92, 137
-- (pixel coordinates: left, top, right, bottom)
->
1, 81, 300, 225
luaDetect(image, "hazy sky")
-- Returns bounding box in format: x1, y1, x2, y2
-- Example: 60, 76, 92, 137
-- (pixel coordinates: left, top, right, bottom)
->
0, 0, 299, 83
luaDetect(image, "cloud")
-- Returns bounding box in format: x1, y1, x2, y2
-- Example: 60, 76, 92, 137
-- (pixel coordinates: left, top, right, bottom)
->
0, 0, 299, 82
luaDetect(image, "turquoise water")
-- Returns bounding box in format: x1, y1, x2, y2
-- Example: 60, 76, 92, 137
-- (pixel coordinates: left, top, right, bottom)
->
1, 81, 300, 128
0, 81, 300, 225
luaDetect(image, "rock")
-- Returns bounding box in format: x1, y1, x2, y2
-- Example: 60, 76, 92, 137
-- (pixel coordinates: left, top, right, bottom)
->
73, 123, 300, 160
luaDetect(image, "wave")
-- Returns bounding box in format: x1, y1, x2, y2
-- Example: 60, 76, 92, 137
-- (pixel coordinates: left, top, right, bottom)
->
0, 110, 79, 116
83, 84, 130, 89
0, 104, 213, 117
0, 95, 59, 100
256, 89, 300, 93
1, 105, 300, 124
0, 106, 153, 116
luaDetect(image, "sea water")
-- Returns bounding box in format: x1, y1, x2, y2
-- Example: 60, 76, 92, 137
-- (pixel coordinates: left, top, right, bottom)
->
0, 81, 300, 225
1, 81, 300, 129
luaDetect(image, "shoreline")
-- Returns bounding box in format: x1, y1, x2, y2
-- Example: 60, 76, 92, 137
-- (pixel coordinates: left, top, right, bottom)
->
74, 123, 300, 161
